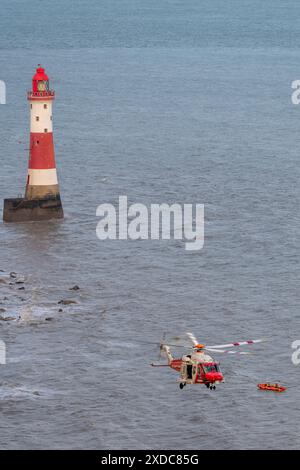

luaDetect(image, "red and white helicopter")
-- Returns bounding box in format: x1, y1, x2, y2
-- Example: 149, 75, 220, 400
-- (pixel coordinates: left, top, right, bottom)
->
151, 332, 265, 390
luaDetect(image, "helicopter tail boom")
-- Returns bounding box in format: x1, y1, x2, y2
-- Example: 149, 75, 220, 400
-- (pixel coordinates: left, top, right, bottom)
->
161, 344, 173, 364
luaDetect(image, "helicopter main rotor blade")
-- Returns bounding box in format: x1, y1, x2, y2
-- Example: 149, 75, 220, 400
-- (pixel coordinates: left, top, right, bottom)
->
150, 363, 170, 367
186, 332, 199, 346
206, 339, 266, 349
135, 339, 188, 348
206, 348, 251, 355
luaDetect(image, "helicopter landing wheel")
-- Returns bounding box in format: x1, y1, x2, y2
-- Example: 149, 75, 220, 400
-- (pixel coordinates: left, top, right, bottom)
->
213, 385, 216, 390
179, 383, 185, 390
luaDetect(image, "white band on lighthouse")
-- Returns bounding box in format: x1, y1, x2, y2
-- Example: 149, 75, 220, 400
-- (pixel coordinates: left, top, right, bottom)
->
30, 100, 53, 133
27, 168, 58, 186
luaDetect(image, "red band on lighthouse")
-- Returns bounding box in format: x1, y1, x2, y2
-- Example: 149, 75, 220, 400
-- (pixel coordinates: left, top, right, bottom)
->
25, 65, 61, 200
29, 133, 56, 169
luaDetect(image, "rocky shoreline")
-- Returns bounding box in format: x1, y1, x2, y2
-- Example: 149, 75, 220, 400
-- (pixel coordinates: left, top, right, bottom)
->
0, 269, 81, 323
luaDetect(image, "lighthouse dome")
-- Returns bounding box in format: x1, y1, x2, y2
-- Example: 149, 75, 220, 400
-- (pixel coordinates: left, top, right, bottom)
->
31, 65, 51, 94
33, 66, 49, 82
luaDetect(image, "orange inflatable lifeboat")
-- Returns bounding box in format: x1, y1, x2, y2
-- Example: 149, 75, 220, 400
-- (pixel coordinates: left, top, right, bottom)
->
257, 383, 286, 392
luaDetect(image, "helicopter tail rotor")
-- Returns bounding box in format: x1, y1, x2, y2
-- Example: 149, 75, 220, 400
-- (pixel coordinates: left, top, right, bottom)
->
158, 332, 166, 360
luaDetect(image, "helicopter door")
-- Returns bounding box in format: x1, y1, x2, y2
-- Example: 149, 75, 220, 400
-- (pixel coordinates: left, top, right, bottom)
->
180, 362, 187, 381
192, 364, 197, 383
186, 363, 193, 380
197, 364, 203, 383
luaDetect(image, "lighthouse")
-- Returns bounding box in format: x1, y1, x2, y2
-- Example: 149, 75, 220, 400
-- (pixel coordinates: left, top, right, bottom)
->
3, 66, 64, 222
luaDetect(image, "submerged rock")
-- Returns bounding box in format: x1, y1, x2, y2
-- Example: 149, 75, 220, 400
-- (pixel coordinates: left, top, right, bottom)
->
69, 285, 80, 291
0, 315, 15, 321
58, 299, 77, 305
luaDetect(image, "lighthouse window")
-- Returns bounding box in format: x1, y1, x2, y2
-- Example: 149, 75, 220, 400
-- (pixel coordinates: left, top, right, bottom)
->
36, 116, 39, 121
44, 104, 47, 109
50, 116, 52, 120
44, 128, 48, 133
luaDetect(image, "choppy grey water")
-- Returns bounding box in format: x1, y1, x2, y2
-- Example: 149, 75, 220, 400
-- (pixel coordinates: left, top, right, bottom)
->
0, 0, 300, 450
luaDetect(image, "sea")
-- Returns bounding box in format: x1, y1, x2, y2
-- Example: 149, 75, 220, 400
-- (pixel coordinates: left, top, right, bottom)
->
0, 0, 300, 450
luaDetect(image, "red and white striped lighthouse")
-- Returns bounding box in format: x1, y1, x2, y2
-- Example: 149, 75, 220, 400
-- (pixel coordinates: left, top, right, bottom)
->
26, 66, 61, 201
3, 65, 63, 222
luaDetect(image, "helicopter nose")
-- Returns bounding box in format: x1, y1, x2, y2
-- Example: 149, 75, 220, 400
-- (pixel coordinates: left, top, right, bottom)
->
206, 372, 223, 383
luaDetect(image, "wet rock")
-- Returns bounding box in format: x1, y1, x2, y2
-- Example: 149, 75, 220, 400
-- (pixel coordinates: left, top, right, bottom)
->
10, 272, 17, 278
18, 287, 25, 291
0, 308, 6, 313
58, 309, 63, 313
0, 315, 15, 321
69, 285, 80, 291
45, 317, 53, 322
15, 281, 25, 285
33, 391, 40, 396
58, 300, 77, 305
0, 279, 7, 284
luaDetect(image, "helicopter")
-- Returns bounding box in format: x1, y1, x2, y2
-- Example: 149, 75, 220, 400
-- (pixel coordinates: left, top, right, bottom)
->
151, 332, 265, 390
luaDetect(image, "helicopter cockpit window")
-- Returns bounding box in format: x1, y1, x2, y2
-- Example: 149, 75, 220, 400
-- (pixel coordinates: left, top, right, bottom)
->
203, 364, 219, 373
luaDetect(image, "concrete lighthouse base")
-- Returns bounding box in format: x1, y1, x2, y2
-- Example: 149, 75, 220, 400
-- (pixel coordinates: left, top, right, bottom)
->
3, 195, 64, 223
